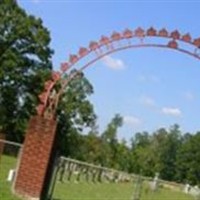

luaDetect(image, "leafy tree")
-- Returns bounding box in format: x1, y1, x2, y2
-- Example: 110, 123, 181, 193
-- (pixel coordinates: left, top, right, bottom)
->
0, 0, 53, 141
134, 131, 150, 148
0, 1, 97, 158
80, 131, 103, 164
102, 114, 123, 143
101, 114, 123, 168
56, 71, 96, 157
129, 131, 153, 175
153, 125, 181, 180
115, 139, 130, 171
129, 125, 181, 179
176, 132, 200, 185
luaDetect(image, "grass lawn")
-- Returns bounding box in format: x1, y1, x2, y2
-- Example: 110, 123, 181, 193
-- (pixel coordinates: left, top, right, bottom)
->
53, 176, 193, 200
0, 155, 194, 200
0, 155, 21, 200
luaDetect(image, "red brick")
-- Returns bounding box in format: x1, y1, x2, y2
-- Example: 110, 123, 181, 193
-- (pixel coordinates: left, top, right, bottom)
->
14, 116, 57, 199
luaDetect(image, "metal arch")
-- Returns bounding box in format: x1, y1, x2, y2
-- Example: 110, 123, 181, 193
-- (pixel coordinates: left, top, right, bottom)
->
36, 27, 200, 118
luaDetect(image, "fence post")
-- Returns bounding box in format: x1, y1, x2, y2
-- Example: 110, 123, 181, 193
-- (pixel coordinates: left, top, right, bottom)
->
132, 175, 143, 200
14, 115, 57, 200
0, 133, 5, 162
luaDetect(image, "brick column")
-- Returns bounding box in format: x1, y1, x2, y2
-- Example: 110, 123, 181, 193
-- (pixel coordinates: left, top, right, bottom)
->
14, 115, 57, 200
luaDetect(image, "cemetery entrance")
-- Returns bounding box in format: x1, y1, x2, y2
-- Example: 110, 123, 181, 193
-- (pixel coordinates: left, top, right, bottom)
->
13, 27, 200, 200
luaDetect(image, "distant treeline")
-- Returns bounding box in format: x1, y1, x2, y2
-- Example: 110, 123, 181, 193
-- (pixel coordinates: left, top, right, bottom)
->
62, 115, 200, 186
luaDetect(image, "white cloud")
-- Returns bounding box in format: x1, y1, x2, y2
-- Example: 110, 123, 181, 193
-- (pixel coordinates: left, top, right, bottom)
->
183, 91, 194, 101
140, 96, 156, 107
102, 56, 125, 70
161, 107, 182, 117
123, 116, 142, 127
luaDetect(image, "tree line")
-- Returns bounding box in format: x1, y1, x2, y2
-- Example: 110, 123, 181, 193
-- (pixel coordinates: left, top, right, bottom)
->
1, 0, 200, 187
63, 115, 200, 186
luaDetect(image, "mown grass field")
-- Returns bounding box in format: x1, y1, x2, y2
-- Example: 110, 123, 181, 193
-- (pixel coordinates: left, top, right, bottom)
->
0, 155, 21, 200
0, 155, 194, 200
53, 180, 193, 200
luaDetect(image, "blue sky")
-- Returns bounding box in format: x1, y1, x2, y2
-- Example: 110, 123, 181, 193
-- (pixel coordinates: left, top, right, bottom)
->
18, 0, 200, 140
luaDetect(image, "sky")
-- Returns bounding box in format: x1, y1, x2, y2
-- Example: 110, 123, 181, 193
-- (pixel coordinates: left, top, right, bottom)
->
18, 0, 200, 141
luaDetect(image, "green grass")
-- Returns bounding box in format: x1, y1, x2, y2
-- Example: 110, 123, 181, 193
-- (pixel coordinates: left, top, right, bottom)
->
54, 181, 133, 200
52, 176, 193, 200
0, 155, 21, 200
141, 186, 193, 200
0, 155, 194, 200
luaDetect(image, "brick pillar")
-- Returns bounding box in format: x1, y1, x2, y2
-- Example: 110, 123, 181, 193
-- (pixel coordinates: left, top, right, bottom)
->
14, 115, 57, 200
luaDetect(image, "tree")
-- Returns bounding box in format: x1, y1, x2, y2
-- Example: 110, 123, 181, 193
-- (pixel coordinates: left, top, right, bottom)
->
101, 114, 123, 168
176, 132, 200, 185
0, 0, 53, 141
102, 114, 123, 143
79, 130, 103, 164
153, 125, 181, 181
129, 125, 182, 179
56, 71, 96, 157
129, 131, 153, 175
116, 139, 131, 171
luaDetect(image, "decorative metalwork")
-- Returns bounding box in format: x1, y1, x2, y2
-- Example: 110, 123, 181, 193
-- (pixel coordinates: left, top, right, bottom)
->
78, 47, 89, 57
36, 27, 200, 118
147, 27, 157, 36
170, 30, 180, 40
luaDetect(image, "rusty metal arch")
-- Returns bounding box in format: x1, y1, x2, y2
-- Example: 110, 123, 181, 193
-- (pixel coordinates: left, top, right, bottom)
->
36, 27, 200, 118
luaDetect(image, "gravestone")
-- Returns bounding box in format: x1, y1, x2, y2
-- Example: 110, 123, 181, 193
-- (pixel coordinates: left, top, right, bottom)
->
150, 172, 160, 192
